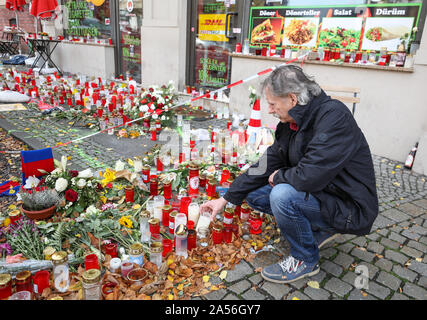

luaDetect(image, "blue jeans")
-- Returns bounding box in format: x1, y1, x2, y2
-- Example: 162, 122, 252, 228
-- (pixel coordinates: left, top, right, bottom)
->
246, 184, 333, 263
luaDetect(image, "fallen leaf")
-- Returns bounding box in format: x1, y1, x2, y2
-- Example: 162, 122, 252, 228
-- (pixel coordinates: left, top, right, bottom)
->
219, 270, 227, 280
202, 275, 210, 283
307, 281, 320, 289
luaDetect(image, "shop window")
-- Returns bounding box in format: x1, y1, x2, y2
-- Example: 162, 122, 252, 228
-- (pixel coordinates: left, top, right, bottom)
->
63, 0, 112, 40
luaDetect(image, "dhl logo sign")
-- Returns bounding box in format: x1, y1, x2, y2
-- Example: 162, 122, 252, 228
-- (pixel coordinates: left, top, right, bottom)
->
198, 14, 229, 42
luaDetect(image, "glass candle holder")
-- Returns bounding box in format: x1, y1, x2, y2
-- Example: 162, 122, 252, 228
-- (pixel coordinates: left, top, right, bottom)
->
15, 270, 33, 294
142, 166, 150, 183
82, 269, 101, 300
148, 218, 160, 235
120, 261, 133, 278
223, 207, 234, 226
223, 225, 233, 244
162, 238, 173, 258
240, 203, 250, 221
196, 211, 211, 232
129, 243, 144, 267
125, 186, 135, 203
188, 202, 200, 226
163, 181, 172, 199
175, 224, 188, 258
179, 196, 192, 216
0, 274, 12, 300
104, 242, 118, 258
33, 270, 49, 296
187, 229, 197, 252
150, 178, 158, 196
139, 210, 151, 243
153, 205, 163, 223
109, 258, 121, 273
84, 253, 100, 271
174, 213, 187, 232
168, 211, 177, 235
188, 163, 200, 195
162, 205, 172, 227
52, 251, 69, 293
150, 235, 163, 268
212, 223, 223, 245
145, 200, 155, 216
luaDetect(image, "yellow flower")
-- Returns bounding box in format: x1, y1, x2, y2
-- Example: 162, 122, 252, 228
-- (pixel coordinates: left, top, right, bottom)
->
100, 196, 107, 204
101, 168, 116, 187
3, 218, 11, 227
118, 215, 133, 229
75, 234, 81, 238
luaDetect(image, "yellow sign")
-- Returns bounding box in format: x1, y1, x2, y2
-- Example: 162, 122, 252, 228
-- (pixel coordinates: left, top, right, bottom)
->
198, 14, 229, 42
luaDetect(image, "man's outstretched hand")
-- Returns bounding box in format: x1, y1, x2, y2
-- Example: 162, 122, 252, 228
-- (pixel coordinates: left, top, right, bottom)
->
199, 197, 228, 220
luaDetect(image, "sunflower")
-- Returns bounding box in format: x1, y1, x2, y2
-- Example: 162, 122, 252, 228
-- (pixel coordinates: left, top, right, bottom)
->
101, 168, 116, 187
118, 215, 133, 229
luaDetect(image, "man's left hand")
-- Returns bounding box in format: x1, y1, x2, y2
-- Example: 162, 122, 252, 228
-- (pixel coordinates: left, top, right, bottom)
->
268, 169, 279, 187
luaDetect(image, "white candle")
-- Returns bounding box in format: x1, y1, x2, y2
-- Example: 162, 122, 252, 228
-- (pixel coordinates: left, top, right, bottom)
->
196, 211, 211, 232
153, 206, 163, 222
188, 203, 200, 226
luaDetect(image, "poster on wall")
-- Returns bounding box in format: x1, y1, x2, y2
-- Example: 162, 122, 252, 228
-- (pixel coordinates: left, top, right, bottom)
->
248, 3, 422, 52
198, 14, 229, 42
195, 45, 229, 88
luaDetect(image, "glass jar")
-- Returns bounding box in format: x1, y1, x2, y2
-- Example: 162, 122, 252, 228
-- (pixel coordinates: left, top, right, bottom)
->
140, 210, 151, 243
0, 274, 12, 300
240, 203, 250, 221
120, 260, 133, 278
51, 251, 69, 293
199, 173, 207, 189
150, 177, 158, 196
8, 209, 21, 226
355, 51, 362, 63
129, 242, 144, 267
197, 226, 210, 247
150, 234, 163, 268
207, 178, 216, 199
223, 207, 234, 227
161, 205, 172, 227
361, 51, 368, 64
188, 202, 200, 226
168, 211, 177, 235
389, 53, 398, 67
187, 229, 197, 252
82, 269, 101, 300
188, 163, 200, 196
149, 217, 160, 235
125, 186, 135, 203
142, 165, 150, 183
212, 223, 223, 245
105, 242, 118, 258
175, 224, 188, 258
162, 180, 172, 200
323, 48, 330, 61
344, 50, 351, 63
368, 50, 377, 63
223, 224, 233, 243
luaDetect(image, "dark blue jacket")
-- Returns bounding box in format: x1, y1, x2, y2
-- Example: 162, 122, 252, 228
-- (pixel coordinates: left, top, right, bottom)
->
224, 90, 378, 235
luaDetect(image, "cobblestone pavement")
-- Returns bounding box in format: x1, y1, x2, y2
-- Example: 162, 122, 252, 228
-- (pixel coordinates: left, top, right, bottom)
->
0, 99, 426, 300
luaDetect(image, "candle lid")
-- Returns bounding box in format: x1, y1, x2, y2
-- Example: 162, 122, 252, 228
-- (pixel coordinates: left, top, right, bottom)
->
129, 243, 144, 255
43, 246, 56, 257
148, 218, 160, 225
82, 269, 101, 284
169, 211, 177, 219
162, 204, 172, 211
0, 274, 12, 286
213, 222, 223, 232
51, 251, 68, 264
175, 224, 188, 236
150, 241, 163, 253
15, 270, 31, 282
8, 209, 21, 217
188, 162, 199, 170
241, 203, 250, 210
139, 210, 151, 219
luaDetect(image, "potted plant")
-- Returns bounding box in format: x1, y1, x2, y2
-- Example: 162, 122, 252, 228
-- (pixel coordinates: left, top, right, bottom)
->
20, 187, 61, 220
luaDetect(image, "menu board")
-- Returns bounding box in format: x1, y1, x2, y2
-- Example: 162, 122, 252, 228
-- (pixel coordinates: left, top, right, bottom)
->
248, 3, 422, 51
65, 0, 112, 39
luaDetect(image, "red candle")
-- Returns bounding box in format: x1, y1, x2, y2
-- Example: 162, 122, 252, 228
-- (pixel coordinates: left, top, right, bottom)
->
179, 152, 184, 163
151, 129, 157, 141
212, 223, 223, 245
179, 196, 192, 217
199, 173, 206, 189
0, 274, 12, 300
223, 225, 233, 243
150, 178, 158, 196
125, 186, 135, 203
32, 270, 49, 295
187, 229, 197, 251
8, 210, 21, 226
104, 242, 118, 258
84, 253, 100, 270
142, 166, 150, 184
163, 181, 172, 199
223, 208, 234, 227
162, 205, 172, 227
188, 163, 199, 196
169, 211, 177, 235
15, 271, 33, 294
149, 218, 160, 235
156, 157, 163, 172
162, 238, 173, 257
207, 179, 216, 198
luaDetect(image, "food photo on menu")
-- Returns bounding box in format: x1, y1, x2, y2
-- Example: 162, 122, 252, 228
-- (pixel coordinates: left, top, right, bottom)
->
283, 17, 319, 47
318, 17, 363, 50
362, 17, 414, 51
250, 17, 284, 46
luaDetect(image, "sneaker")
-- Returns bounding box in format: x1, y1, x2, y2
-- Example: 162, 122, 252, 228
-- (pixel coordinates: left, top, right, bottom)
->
314, 231, 340, 249
261, 255, 320, 284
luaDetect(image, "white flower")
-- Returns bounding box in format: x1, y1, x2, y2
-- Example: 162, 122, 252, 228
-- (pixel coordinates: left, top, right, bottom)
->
139, 105, 148, 112
85, 205, 99, 215
150, 104, 155, 110
55, 177, 68, 192
115, 160, 125, 171
133, 160, 143, 172
77, 169, 93, 178
60, 155, 68, 172
77, 179, 87, 189
152, 113, 158, 120
161, 115, 166, 121
50, 168, 62, 176
24, 176, 40, 189
71, 178, 76, 186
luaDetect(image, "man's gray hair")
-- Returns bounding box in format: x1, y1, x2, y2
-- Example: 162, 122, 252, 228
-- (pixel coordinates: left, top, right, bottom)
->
261, 65, 322, 105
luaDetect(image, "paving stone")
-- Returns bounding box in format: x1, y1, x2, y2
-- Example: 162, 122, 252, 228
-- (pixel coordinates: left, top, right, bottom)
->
390, 293, 410, 300
388, 232, 407, 244
320, 260, 343, 277
260, 282, 291, 300
418, 276, 427, 288
402, 283, 427, 300
407, 261, 427, 277
383, 209, 411, 223
351, 247, 376, 263
228, 280, 251, 295
400, 246, 423, 259
407, 225, 427, 236
420, 236, 427, 245
223, 293, 240, 300
335, 234, 357, 244
323, 278, 352, 298
412, 199, 427, 209
333, 252, 354, 269
372, 215, 394, 229
289, 277, 309, 290
392, 265, 418, 282
366, 233, 381, 241
389, 225, 403, 234
376, 271, 402, 291
248, 274, 263, 286
286, 291, 310, 300
225, 260, 253, 283
397, 203, 426, 217
341, 271, 358, 286
204, 288, 228, 300
365, 281, 391, 300
380, 238, 401, 250
303, 286, 331, 300
357, 262, 380, 279
310, 270, 327, 284
374, 258, 394, 272
241, 288, 267, 300
375, 228, 389, 237
351, 237, 367, 247
347, 289, 377, 300
385, 250, 410, 265
366, 241, 384, 254
336, 243, 355, 254
319, 247, 337, 259
401, 229, 421, 240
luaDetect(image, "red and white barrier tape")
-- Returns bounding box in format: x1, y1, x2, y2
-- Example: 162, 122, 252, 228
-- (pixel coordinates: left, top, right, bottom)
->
0, 53, 308, 154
